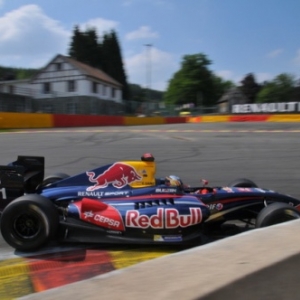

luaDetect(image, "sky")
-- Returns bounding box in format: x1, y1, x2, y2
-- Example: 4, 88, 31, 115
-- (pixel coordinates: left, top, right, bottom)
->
0, 0, 299, 91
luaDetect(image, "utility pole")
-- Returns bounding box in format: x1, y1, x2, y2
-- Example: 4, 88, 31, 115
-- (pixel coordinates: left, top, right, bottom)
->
144, 44, 152, 115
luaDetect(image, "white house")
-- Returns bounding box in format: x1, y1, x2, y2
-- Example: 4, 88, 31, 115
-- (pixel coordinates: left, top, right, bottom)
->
31, 54, 123, 103
0, 54, 123, 102
0, 79, 32, 96
0, 54, 124, 114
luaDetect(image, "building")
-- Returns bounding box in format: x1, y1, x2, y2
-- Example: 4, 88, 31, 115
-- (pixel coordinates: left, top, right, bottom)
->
0, 54, 124, 115
217, 87, 248, 113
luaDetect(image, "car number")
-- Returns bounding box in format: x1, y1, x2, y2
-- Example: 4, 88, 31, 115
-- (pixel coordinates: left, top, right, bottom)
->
0, 188, 7, 199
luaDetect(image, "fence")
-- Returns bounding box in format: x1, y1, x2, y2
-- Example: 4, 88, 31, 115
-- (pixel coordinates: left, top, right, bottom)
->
126, 101, 218, 117
0, 93, 219, 116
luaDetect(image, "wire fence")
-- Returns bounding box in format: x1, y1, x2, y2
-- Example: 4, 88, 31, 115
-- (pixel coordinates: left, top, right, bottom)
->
0, 92, 219, 116
126, 100, 218, 116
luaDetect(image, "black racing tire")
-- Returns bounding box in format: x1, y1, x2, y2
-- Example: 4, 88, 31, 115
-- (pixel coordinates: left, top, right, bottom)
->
228, 178, 258, 188
0, 194, 59, 251
39, 172, 70, 189
256, 202, 300, 228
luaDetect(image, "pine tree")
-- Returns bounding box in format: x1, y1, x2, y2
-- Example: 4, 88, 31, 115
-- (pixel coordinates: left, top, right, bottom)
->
69, 26, 87, 62
104, 30, 130, 100
85, 28, 100, 67
68, 27, 130, 101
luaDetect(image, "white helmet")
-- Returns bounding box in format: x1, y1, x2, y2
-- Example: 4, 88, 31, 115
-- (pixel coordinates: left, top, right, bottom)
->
165, 175, 183, 187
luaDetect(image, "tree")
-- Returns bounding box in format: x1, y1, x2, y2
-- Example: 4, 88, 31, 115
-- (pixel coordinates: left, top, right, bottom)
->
68, 27, 130, 101
164, 53, 233, 107
0, 67, 37, 80
291, 79, 300, 102
69, 26, 88, 63
129, 84, 146, 102
85, 28, 101, 67
102, 31, 130, 100
256, 73, 296, 103
240, 73, 261, 103
69, 26, 100, 67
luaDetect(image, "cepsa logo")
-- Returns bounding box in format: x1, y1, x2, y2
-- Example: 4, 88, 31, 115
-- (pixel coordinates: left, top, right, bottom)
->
126, 207, 202, 229
86, 163, 142, 191
82, 210, 125, 231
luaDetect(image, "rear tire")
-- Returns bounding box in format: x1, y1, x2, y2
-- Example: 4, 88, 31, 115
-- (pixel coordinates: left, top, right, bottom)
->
256, 202, 300, 228
38, 172, 70, 189
0, 195, 59, 251
228, 178, 258, 188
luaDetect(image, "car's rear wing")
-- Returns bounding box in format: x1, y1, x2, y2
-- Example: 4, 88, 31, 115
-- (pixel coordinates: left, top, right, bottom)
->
0, 165, 24, 211
9, 156, 45, 193
0, 156, 45, 211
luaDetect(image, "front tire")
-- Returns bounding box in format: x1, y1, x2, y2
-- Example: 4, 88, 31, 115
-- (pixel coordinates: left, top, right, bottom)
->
256, 202, 300, 228
0, 195, 59, 251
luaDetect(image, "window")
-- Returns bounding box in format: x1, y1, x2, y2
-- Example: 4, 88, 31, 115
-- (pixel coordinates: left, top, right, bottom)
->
102, 85, 106, 96
55, 63, 62, 71
112, 88, 116, 98
43, 82, 51, 94
9, 85, 14, 94
91, 82, 98, 93
67, 80, 76, 92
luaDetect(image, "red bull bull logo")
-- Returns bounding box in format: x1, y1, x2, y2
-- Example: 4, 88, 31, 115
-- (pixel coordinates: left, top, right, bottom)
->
86, 162, 142, 191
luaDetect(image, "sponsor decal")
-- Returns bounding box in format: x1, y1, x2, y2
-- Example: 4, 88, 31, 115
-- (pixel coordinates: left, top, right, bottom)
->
0, 187, 7, 200
143, 181, 155, 185
155, 188, 177, 193
83, 211, 94, 218
104, 191, 130, 196
254, 188, 266, 193
106, 230, 123, 235
78, 191, 104, 198
154, 235, 183, 242
236, 188, 252, 192
83, 210, 121, 228
222, 187, 234, 193
81, 206, 125, 231
125, 207, 202, 229
86, 162, 142, 191
232, 102, 300, 114
216, 203, 223, 210
78, 191, 130, 197
207, 203, 223, 211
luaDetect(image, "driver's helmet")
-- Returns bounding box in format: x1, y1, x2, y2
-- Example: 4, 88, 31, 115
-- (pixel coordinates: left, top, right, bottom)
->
165, 175, 183, 187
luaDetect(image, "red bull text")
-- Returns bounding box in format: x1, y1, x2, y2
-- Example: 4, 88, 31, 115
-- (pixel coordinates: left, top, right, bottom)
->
125, 207, 202, 229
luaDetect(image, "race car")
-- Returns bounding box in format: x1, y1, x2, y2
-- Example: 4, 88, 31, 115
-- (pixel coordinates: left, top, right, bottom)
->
0, 153, 299, 251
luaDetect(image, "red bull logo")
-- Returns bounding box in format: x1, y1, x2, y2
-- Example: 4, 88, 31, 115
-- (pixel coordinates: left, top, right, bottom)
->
86, 162, 142, 191
126, 207, 202, 229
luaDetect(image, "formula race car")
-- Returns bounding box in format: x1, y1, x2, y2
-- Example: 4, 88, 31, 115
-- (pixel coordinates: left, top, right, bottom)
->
0, 154, 300, 251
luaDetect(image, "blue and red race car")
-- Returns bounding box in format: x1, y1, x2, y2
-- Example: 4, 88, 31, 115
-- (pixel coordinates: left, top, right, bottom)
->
0, 153, 299, 251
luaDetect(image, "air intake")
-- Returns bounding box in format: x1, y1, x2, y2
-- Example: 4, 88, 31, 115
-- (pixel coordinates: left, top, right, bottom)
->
135, 198, 174, 209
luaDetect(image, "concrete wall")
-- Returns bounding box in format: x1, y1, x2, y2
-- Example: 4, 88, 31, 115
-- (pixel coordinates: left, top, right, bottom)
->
19, 219, 300, 300
1, 112, 300, 129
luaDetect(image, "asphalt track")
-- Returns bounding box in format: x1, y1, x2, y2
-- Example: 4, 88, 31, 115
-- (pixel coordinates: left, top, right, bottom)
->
1, 122, 300, 299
